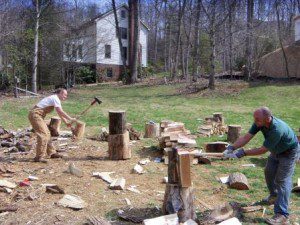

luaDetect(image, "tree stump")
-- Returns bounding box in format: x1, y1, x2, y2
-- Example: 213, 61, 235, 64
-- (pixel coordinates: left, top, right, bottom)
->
109, 111, 126, 135
108, 131, 131, 160
73, 121, 85, 140
144, 122, 160, 138
213, 112, 224, 124
48, 117, 61, 137
228, 172, 249, 190
205, 141, 228, 153
227, 125, 242, 143
162, 148, 196, 223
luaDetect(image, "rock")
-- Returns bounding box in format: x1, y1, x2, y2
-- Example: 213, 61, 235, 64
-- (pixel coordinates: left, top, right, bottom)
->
92, 172, 114, 184
28, 175, 39, 181
127, 185, 141, 194
109, 178, 125, 190
67, 163, 83, 177
209, 202, 234, 222
86, 216, 111, 225
44, 184, 65, 194
124, 198, 131, 206
57, 194, 87, 210
132, 164, 144, 174
142, 213, 178, 225
139, 158, 150, 165
218, 217, 242, 225
183, 219, 198, 225
162, 177, 168, 183
0, 180, 17, 189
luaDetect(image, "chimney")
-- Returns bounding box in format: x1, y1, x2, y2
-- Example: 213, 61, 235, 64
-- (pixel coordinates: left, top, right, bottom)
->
295, 14, 300, 42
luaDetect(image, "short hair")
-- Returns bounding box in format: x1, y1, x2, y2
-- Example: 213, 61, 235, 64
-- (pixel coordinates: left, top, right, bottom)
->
256, 106, 272, 118
55, 88, 66, 94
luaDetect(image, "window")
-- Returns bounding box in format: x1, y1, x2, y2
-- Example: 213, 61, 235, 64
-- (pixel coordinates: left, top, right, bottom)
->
122, 47, 127, 61
78, 44, 83, 59
120, 27, 127, 39
105, 45, 111, 58
106, 68, 113, 77
121, 10, 126, 19
72, 44, 76, 59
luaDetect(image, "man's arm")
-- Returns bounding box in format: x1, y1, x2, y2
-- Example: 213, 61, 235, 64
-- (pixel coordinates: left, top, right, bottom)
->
232, 133, 254, 149
55, 107, 73, 124
245, 146, 268, 156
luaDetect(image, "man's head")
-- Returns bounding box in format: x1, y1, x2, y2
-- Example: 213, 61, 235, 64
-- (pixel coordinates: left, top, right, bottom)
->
253, 106, 272, 127
56, 88, 68, 101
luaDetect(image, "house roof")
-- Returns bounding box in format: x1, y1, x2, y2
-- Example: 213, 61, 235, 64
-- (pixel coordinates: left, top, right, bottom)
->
78, 4, 150, 31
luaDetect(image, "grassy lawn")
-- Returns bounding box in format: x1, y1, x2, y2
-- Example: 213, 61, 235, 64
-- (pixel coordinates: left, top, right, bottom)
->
0, 80, 299, 224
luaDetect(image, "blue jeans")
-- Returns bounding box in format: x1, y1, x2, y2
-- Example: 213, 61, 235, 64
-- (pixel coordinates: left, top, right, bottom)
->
264, 144, 300, 217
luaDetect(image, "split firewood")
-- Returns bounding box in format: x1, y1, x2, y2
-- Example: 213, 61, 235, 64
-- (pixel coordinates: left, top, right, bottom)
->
241, 205, 263, 213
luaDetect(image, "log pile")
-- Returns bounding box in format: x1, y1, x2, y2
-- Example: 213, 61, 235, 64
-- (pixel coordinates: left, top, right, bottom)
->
0, 126, 32, 153
198, 113, 227, 137
159, 121, 196, 149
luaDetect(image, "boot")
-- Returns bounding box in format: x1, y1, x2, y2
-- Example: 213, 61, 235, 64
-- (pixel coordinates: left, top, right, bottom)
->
265, 214, 289, 225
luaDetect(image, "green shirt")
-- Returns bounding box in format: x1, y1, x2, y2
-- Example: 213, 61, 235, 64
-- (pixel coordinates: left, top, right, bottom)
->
248, 116, 298, 154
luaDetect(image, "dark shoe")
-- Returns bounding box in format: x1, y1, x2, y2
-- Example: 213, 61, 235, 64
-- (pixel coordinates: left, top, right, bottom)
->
254, 195, 277, 206
265, 214, 289, 225
50, 153, 63, 159
34, 157, 48, 163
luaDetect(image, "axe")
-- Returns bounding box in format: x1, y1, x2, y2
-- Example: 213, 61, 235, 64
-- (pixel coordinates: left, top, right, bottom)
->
72, 97, 102, 123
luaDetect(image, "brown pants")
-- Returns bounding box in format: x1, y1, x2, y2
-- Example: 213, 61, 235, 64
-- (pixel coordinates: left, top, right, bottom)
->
28, 107, 56, 159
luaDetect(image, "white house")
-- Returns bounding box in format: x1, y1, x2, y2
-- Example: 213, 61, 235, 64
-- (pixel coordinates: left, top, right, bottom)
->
63, 4, 149, 81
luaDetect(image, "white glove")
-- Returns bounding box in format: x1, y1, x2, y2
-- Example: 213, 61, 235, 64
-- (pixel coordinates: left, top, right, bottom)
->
223, 144, 235, 155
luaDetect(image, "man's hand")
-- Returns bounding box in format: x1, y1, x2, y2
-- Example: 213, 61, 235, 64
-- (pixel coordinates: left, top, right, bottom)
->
223, 144, 235, 155
224, 148, 246, 159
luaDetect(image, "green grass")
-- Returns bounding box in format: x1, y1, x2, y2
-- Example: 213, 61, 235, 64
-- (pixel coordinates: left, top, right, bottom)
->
0, 80, 299, 222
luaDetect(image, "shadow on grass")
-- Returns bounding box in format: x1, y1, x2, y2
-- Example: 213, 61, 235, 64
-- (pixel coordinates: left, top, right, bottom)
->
249, 157, 267, 168
135, 145, 163, 160
248, 79, 300, 88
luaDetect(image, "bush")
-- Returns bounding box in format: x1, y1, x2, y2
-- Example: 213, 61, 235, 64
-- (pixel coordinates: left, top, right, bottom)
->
75, 66, 96, 84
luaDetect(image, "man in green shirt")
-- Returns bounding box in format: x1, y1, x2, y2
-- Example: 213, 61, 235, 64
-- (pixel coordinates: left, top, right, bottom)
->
224, 107, 299, 225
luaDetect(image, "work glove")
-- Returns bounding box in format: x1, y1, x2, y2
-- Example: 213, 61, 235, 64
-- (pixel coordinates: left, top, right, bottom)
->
223, 144, 235, 155
224, 148, 246, 159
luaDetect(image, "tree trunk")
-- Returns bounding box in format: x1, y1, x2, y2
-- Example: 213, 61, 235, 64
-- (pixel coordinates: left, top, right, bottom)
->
245, 0, 254, 81
144, 122, 160, 138
32, 0, 40, 93
128, 0, 140, 84
191, 0, 201, 83
73, 121, 86, 140
205, 142, 228, 153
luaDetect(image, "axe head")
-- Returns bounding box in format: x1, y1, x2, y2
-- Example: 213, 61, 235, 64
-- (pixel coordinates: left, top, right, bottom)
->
91, 97, 102, 105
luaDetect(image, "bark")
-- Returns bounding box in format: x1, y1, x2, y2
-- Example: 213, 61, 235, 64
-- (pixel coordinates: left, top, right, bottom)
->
32, 0, 40, 93
245, 0, 254, 81
109, 111, 126, 135
191, 0, 201, 82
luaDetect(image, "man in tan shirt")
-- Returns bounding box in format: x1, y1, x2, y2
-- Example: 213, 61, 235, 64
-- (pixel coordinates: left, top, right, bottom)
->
28, 88, 74, 163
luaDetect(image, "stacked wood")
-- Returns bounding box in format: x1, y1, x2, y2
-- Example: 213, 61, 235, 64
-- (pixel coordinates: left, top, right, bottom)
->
227, 125, 242, 143
162, 148, 196, 223
48, 116, 61, 137
108, 111, 131, 160
198, 113, 227, 137
159, 121, 196, 149
126, 123, 141, 140
144, 122, 160, 138
228, 172, 250, 190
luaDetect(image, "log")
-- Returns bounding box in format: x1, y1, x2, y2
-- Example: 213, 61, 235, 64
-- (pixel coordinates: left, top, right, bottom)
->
162, 184, 196, 223
227, 125, 242, 143
144, 122, 160, 138
48, 116, 61, 137
108, 131, 131, 160
228, 172, 250, 190
213, 112, 224, 124
73, 121, 86, 140
205, 142, 228, 153
177, 151, 192, 187
163, 147, 196, 223
109, 111, 126, 135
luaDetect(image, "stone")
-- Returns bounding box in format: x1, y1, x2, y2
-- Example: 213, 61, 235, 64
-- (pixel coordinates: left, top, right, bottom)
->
142, 213, 178, 225
92, 172, 114, 184
0, 180, 17, 189
67, 163, 83, 177
57, 194, 87, 210
132, 164, 144, 174
109, 178, 125, 190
